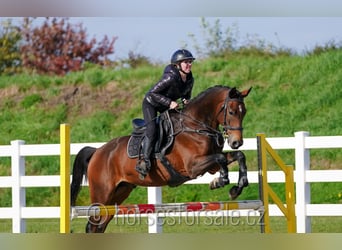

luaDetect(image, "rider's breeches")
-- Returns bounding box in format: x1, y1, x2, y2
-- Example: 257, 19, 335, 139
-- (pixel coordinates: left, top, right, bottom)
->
142, 99, 157, 141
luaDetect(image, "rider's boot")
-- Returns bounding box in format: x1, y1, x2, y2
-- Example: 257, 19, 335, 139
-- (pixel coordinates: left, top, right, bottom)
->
136, 137, 154, 179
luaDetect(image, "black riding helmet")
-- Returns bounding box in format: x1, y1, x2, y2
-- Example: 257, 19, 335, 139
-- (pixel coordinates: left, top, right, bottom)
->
171, 49, 195, 64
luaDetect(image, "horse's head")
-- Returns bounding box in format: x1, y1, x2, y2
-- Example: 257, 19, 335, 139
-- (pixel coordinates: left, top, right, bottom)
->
218, 87, 252, 149
183, 85, 251, 149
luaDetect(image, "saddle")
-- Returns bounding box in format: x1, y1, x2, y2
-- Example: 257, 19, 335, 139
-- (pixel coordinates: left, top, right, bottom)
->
127, 110, 190, 186
127, 110, 174, 159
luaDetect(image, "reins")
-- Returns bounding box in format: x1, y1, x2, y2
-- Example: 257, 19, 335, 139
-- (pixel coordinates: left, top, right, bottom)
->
170, 89, 245, 147
172, 109, 225, 147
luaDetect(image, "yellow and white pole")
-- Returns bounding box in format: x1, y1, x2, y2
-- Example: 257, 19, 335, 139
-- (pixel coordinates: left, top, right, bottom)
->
60, 124, 70, 233
257, 133, 271, 233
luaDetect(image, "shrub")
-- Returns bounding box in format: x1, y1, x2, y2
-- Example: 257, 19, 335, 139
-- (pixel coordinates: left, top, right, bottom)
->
188, 17, 238, 58
0, 19, 22, 75
21, 93, 43, 108
188, 18, 294, 59
124, 51, 152, 68
307, 39, 342, 55
20, 17, 117, 75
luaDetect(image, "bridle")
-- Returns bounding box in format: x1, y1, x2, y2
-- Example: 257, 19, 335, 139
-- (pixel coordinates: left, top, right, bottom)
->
171, 88, 245, 147
219, 91, 245, 134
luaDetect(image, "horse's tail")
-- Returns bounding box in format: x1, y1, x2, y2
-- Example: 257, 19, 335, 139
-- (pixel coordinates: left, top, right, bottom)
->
70, 146, 96, 206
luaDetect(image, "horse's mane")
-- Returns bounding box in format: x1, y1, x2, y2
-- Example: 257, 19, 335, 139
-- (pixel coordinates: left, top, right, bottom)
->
189, 85, 231, 104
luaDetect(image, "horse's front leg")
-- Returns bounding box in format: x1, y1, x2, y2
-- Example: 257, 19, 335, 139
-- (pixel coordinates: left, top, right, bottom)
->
226, 150, 249, 200
209, 154, 230, 190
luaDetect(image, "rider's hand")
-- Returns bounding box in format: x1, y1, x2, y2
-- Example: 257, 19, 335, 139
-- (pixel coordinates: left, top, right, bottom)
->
169, 101, 179, 110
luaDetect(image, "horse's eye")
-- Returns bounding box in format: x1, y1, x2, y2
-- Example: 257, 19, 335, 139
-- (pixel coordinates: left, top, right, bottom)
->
229, 110, 235, 116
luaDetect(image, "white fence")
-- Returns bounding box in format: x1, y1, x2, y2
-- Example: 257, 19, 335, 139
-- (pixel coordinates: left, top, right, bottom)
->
0, 131, 342, 233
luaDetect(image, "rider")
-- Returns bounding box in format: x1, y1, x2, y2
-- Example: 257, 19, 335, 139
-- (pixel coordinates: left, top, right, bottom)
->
136, 49, 195, 178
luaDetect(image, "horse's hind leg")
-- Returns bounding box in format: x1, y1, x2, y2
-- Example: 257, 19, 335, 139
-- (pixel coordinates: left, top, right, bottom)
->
85, 182, 136, 233
226, 150, 249, 200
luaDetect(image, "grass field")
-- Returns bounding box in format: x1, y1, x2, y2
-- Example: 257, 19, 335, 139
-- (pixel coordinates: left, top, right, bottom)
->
1, 216, 342, 233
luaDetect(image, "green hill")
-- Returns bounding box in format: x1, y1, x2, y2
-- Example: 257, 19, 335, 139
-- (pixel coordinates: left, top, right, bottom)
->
0, 50, 341, 210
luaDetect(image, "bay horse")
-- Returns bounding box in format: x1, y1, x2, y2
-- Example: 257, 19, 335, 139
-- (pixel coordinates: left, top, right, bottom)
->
71, 85, 252, 233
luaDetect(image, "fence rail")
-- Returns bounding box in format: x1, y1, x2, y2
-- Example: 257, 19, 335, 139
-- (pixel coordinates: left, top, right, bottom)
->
1, 131, 342, 233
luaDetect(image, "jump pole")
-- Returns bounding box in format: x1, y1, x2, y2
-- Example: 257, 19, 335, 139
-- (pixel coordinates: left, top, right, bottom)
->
60, 123, 70, 233
71, 200, 264, 218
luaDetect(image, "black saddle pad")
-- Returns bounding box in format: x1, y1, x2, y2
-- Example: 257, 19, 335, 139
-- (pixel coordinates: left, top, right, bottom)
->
127, 134, 144, 158
126, 111, 174, 159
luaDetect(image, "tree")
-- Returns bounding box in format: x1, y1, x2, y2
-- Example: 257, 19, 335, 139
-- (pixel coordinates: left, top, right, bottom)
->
20, 17, 117, 75
0, 19, 22, 75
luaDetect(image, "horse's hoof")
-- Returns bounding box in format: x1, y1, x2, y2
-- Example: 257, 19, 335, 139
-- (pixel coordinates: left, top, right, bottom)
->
229, 185, 241, 200
209, 182, 215, 190
209, 177, 229, 189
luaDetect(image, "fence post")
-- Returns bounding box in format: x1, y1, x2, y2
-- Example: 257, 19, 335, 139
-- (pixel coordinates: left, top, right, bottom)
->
60, 124, 70, 233
11, 140, 26, 233
256, 134, 271, 233
295, 131, 311, 233
147, 187, 162, 233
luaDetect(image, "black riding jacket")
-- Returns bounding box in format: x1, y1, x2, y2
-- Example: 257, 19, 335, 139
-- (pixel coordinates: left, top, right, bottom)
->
145, 64, 194, 112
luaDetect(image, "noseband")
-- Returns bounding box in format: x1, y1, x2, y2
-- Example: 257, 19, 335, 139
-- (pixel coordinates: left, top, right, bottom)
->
220, 91, 244, 133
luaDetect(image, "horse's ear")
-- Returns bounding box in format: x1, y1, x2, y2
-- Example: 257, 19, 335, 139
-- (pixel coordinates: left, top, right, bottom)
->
240, 87, 252, 98
229, 87, 238, 98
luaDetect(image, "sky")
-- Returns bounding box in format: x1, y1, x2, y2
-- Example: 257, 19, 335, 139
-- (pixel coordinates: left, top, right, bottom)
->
4, 17, 340, 63
63, 17, 342, 63
1, 1, 342, 63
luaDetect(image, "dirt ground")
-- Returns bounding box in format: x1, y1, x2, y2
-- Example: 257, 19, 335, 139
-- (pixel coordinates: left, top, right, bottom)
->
0, 81, 133, 117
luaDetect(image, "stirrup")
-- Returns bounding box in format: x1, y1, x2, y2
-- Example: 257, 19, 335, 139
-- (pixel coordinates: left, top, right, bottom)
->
135, 159, 151, 180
